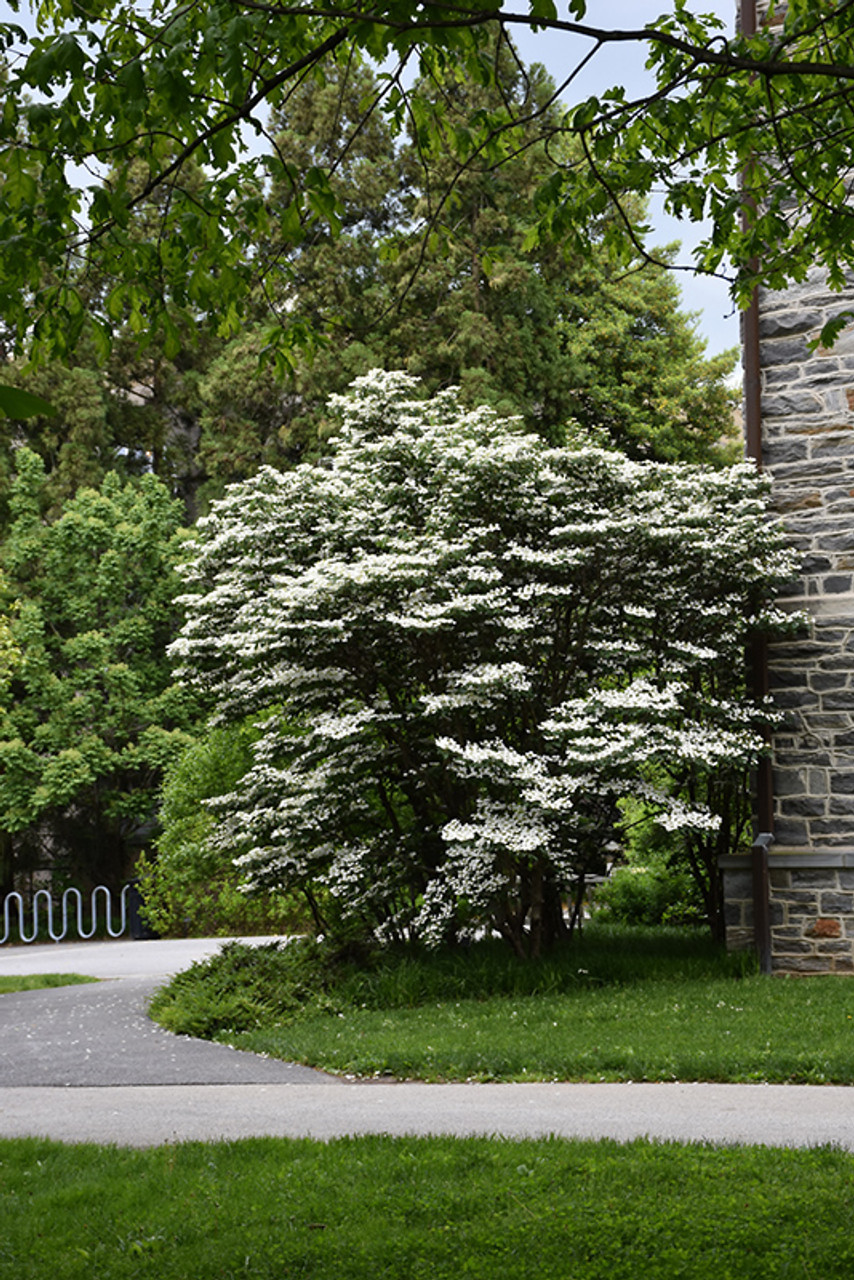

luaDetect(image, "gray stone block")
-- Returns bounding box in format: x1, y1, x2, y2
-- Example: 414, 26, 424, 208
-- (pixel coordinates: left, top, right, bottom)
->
774, 690, 821, 710
810, 817, 854, 837
780, 796, 827, 817
810, 673, 849, 692
759, 309, 825, 338
760, 338, 811, 366
770, 937, 815, 954
820, 691, 854, 710
815, 939, 854, 955
773, 769, 808, 795
790, 870, 831, 887
723, 872, 753, 898
771, 819, 809, 845
772, 955, 830, 972
820, 892, 854, 912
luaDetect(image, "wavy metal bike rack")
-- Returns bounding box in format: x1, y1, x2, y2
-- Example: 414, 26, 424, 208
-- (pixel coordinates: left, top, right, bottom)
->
0, 884, 130, 944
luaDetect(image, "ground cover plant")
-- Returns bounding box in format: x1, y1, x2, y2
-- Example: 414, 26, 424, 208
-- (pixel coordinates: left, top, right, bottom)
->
0, 973, 97, 995
149, 926, 854, 1084
3, 1134, 854, 1280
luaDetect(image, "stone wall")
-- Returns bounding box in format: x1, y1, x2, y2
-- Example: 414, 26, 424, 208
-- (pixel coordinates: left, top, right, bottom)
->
726, 1, 854, 971
758, 273, 854, 850
723, 273, 854, 971
722, 854, 854, 972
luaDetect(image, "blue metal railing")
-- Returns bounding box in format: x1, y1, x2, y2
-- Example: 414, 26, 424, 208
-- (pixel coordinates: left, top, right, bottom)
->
0, 884, 131, 944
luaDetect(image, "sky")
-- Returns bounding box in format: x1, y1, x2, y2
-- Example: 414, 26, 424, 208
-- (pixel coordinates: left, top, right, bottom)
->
508, 1, 740, 359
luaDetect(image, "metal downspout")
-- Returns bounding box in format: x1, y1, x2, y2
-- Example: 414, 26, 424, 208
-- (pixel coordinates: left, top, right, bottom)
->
740, 0, 774, 973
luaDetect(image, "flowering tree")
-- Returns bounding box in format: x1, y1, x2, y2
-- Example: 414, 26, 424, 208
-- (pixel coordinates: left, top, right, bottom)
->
172, 371, 797, 956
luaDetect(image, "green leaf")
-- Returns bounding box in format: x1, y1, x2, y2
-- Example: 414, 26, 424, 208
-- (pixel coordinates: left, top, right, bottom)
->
529, 0, 557, 23
0, 385, 56, 419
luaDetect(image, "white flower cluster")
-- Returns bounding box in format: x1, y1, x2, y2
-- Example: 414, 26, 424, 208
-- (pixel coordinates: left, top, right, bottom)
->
171, 371, 796, 948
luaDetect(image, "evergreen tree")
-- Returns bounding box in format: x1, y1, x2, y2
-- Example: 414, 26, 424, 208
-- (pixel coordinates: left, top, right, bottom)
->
196, 51, 738, 493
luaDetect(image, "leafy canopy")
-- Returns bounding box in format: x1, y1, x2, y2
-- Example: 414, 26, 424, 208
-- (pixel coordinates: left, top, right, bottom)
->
172, 371, 796, 956
3, 0, 854, 356
0, 450, 199, 888
192, 52, 739, 486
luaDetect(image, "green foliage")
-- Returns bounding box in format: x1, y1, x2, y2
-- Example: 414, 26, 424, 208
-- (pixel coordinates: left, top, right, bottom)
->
593, 864, 705, 928
149, 938, 342, 1037
2, 1, 854, 362
137, 723, 309, 936
150, 926, 752, 1043
0, 385, 55, 419
0, 451, 198, 889
1, 41, 741, 511
195, 55, 739, 480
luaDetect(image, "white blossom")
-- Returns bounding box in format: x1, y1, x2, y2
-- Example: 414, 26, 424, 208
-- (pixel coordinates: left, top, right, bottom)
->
171, 371, 798, 950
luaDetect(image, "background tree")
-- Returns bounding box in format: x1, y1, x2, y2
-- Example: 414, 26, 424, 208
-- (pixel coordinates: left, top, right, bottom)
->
195, 52, 738, 492
0, 451, 199, 892
1, 0, 853, 359
172, 371, 795, 956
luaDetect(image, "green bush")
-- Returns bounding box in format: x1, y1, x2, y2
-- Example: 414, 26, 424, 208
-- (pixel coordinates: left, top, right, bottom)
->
136, 722, 309, 937
149, 938, 340, 1036
592, 863, 705, 928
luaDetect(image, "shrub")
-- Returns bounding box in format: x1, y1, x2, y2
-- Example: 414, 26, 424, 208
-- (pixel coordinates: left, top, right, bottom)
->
136, 724, 309, 936
170, 371, 796, 957
593, 864, 705, 928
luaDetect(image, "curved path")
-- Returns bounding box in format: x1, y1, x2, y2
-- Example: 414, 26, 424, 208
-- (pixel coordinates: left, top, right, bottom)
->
2, 937, 854, 1149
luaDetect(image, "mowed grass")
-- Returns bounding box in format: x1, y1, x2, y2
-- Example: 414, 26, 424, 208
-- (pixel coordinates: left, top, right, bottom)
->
228, 979, 854, 1083
150, 925, 854, 1083
3, 1135, 854, 1280
0, 973, 98, 995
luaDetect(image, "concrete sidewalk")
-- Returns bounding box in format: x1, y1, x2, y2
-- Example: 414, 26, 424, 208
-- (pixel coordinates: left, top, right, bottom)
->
0, 935, 283, 981
2, 937, 853, 1150
2, 1080, 854, 1150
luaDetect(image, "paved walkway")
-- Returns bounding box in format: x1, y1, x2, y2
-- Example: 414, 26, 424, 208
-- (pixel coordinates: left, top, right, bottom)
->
2, 938, 854, 1149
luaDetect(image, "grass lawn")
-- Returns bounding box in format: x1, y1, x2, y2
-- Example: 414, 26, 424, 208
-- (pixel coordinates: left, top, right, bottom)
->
3, 1134, 854, 1280
0, 973, 98, 995
149, 924, 854, 1084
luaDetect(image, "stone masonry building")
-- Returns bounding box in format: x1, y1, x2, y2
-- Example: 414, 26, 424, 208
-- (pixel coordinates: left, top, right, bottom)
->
718, 0, 854, 972
722, 271, 854, 971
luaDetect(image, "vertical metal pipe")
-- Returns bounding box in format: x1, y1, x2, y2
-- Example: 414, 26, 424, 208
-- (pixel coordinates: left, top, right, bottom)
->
751, 832, 773, 974
739, 0, 775, 972
743, 290, 763, 468
740, 0, 763, 473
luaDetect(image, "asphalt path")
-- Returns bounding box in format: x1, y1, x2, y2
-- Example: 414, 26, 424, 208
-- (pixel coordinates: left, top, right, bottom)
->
2, 937, 854, 1149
